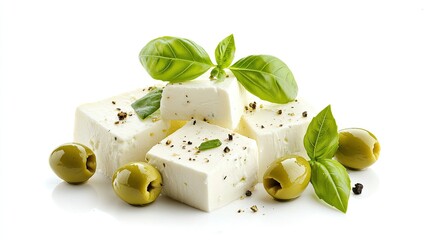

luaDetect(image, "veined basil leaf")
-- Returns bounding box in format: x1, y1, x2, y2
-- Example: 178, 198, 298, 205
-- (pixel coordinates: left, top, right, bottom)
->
198, 139, 222, 151
229, 55, 298, 104
131, 89, 163, 120
215, 34, 235, 68
139, 36, 214, 83
210, 67, 227, 81
304, 105, 339, 160
310, 159, 351, 213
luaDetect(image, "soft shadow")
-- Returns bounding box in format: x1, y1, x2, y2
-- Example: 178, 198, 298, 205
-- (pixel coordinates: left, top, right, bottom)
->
51, 181, 99, 213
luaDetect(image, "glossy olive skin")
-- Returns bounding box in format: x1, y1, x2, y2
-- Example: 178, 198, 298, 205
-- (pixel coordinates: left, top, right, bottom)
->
49, 143, 96, 184
335, 128, 380, 170
112, 162, 162, 206
263, 155, 311, 200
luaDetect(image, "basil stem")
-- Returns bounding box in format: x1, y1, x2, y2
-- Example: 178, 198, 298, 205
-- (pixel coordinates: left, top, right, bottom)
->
198, 139, 222, 151
131, 88, 163, 120
210, 67, 226, 81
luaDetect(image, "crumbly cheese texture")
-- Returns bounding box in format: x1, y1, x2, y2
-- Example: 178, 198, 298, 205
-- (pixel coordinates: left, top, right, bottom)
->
74, 88, 171, 178
236, 97, 313, 181
160, 73, 245, 130
146, 120, 258, 212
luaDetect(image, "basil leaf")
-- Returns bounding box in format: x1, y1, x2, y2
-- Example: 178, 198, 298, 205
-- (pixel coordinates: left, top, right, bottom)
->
139, 36, 214, 83
131, 89, 163, 120
198, 139, 222, 151
215, 34, 235, 68
310, 159, 351, 213
210, 67, 226, 81
303, 105, 339, 161
229, 55, 298, 104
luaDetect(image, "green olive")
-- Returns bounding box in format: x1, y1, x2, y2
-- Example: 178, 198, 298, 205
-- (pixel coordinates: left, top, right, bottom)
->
112, 162, 162, 206
263, 155, 311, 200
335, 128, 380, 170
49, 143, 96, 184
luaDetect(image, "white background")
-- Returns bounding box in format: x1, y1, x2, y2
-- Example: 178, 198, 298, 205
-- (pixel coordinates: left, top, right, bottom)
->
1, 0, 428, 239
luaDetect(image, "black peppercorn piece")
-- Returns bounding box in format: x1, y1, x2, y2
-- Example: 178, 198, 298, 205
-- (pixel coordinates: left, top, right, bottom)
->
245, 190, 252, 197
352, 183, 364, 195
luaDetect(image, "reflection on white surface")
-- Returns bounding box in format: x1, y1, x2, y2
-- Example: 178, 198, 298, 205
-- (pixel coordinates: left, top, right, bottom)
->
51, 173, 207, 224
48, 168, 379, 225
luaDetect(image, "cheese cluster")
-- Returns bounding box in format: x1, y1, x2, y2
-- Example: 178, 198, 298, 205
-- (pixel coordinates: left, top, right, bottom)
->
74, 73, 312, 211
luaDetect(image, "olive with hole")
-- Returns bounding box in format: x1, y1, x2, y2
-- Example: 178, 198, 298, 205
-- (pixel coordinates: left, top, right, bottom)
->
263, 155, 311, 200
49, 143, 96, 184
335, 128, 380, 170
112, 162, 162, 206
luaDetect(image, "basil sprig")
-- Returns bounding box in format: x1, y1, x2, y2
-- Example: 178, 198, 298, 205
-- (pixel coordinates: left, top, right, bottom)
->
139, 35, 298, 104
304, 105, 351, 213
131, 88, 163, 120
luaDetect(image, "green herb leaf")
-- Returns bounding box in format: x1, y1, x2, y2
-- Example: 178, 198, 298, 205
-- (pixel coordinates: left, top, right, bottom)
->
198, 139, 222, 151
131, 88, 163, 120
310, 159, 351, 213
215, 34, 235, 68
139, 36, 214, 83
303, 105, 339, 161
210, 67, 227, 81
229, 55, 298, 104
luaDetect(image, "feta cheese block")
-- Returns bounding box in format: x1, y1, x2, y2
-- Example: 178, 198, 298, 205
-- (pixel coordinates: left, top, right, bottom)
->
160, 73, 244, 130
74, 88, 172, 178
236, 99, 313, 181
146, 120, 258, 212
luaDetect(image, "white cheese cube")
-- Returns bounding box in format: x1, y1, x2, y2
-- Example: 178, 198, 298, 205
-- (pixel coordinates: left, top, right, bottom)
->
146, 120, 258, 212
236, 98, 313, 181
160, 74, 244, 130
74, 88, 171, 178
